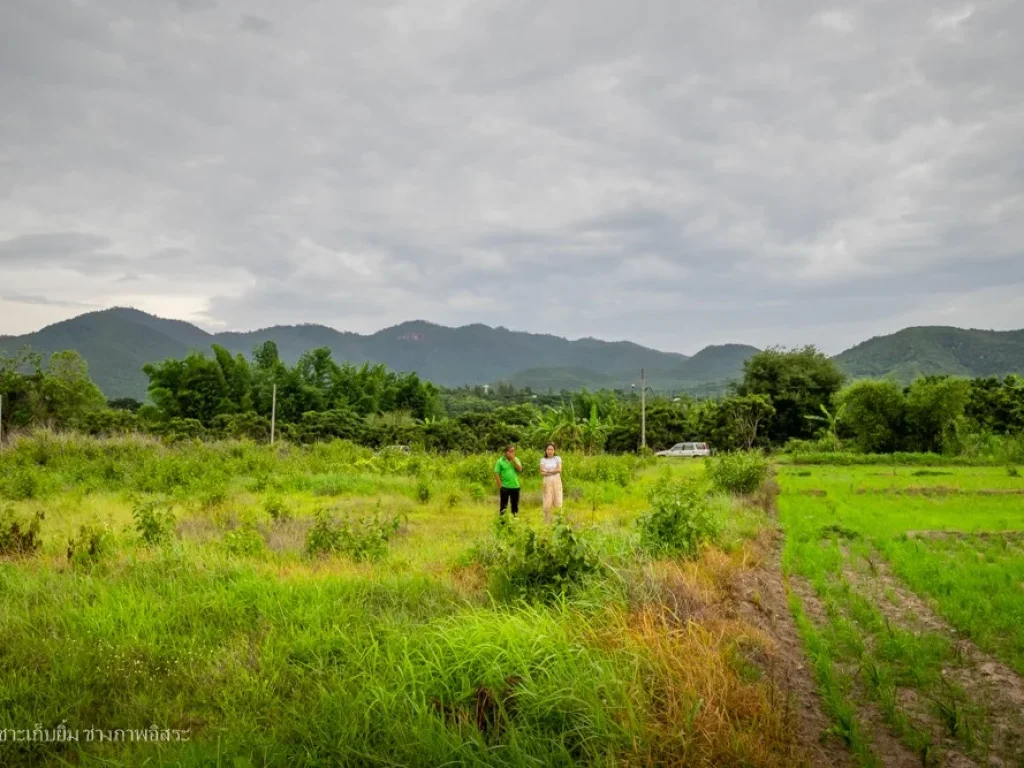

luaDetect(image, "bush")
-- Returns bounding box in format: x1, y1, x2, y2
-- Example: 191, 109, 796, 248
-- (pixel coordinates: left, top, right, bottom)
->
637, 481, 720, 558
2, 468, 42, 501
305, 506, 403, 562
416, 478, 432, 504
487, 517, 603, 601
132, 499, 176, 545
67, 523, 113, 565
0, 508, 44, 556
221, 524, 267, 556
264, 495, 292, 522
706, 453, 769, 495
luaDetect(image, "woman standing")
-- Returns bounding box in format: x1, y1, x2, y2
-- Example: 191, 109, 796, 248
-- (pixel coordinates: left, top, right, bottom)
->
539, 443, 563, 524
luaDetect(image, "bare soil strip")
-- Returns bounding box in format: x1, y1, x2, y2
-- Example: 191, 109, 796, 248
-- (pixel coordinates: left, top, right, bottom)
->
731, 528, 857, 768
842, 547, 1024, 766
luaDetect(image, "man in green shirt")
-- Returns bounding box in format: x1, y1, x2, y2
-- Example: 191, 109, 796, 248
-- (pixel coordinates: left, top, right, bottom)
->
494, 444, 523, 517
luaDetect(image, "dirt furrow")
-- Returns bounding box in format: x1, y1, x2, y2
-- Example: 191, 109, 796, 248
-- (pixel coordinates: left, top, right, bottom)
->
842, 546, 1024, 766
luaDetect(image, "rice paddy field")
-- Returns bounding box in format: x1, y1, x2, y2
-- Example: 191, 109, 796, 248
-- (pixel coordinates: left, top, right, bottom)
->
778, 464, 1024, 767
2, 433, 1023, 767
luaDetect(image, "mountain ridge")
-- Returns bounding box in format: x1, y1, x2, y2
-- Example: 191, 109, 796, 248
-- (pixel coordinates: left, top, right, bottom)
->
3, 308, 1023, 399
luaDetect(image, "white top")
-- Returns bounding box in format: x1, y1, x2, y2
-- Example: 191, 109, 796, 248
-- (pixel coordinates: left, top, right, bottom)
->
540, 456, 562, 475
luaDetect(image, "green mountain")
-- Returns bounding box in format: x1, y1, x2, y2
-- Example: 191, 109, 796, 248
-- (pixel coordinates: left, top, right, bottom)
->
835, 327, 1024, 382
1, 308, 736, 399
8, 308, 1017, 402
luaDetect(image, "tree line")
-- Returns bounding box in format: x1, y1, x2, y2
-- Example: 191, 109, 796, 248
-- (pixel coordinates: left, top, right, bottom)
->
1, 342, 1021, 458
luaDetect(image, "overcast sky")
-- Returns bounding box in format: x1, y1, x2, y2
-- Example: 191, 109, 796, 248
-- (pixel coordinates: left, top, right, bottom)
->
1, 0, 1022, 354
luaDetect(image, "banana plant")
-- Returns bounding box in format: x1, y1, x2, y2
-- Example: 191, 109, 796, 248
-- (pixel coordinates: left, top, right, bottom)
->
806, 403, 847, 452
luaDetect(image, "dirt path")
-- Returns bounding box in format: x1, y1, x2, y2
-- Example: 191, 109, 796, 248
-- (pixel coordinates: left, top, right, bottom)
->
842, 546, 1024, 766
729, 527, 857, 768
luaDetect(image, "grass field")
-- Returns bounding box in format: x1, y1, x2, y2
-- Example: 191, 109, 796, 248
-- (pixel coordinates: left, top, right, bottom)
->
1, 434, 804, 768
778, 463, 1024, 767
5, 435, 1023, 767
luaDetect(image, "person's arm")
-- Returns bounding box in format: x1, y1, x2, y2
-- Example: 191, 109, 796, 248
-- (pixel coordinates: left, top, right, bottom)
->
514, 457, 523, 473
553, 457, 562, 475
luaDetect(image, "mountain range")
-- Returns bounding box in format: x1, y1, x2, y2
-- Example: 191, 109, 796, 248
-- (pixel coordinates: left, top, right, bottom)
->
1, 308, 1022, 400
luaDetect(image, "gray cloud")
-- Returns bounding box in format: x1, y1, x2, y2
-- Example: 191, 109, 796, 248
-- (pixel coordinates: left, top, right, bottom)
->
239, 15, 271, 34
1, 0, 1022, 354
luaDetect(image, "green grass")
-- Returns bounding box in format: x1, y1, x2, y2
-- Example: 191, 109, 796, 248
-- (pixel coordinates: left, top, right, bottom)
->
0, 433, 806, 767
779, 463, 1024, 765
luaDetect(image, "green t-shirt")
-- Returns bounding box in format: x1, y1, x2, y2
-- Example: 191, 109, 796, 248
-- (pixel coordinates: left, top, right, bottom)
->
494, 456, 522, 489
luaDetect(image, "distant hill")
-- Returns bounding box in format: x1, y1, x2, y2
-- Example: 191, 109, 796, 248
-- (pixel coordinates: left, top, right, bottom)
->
835, 327, 1024, 382
0, 308, 750, 399
6, 308, 1019, 401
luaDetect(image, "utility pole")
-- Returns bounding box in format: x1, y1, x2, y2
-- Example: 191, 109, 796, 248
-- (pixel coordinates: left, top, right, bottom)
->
640, 368, 646, 451
270, 384, 277, 445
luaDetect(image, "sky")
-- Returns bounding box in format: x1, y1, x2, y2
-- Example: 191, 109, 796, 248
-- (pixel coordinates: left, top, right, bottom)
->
1, 0, 1022, 355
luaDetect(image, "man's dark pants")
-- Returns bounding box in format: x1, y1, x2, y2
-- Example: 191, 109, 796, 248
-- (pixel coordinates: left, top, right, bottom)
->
499, 487, 520, 517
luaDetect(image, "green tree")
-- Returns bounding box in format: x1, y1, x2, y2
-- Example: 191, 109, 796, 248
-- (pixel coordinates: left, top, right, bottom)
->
39, 351, 106, 424
736, 346, 845, 444
723, 394, 775, 449
904, 376, 970, 453
837, 380, 907, 453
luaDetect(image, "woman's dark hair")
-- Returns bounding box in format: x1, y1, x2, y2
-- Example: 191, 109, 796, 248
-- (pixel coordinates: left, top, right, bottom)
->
545, 442, 557, 454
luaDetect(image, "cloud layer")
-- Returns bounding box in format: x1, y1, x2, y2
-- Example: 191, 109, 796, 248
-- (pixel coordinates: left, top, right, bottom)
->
1, 0, 1022, 353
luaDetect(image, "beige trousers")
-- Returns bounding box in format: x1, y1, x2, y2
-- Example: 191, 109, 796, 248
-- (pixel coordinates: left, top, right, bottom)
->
542, 475, 563, 523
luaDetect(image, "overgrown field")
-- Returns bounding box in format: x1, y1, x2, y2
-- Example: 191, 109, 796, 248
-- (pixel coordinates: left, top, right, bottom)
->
778, 463, 1024, 766
0, 433, 816, 767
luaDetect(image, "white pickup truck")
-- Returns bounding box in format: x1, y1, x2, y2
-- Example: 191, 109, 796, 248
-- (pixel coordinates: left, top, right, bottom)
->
655, 442, 711, 458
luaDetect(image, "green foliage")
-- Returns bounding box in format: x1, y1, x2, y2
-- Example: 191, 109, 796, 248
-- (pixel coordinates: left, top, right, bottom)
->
1, 467, 42, 500
485, 516, 603, 601
707, 452, 770, 495
737, 346, 846, 445
304, 507, 403, 562
637, 481, 721, 558
264, 495, 292, 522
416, 478, 432, 503
904, 376, 971, 454
837, 379, 908, 453
67, 523, 113, 566
132, 498, 176, 545
221, 524, 267, 557
0, 507, 43, 556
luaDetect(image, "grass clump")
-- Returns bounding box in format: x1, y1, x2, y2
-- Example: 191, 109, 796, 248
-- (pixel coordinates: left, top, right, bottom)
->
221, 524, 267, 557
305, 506, 403, 562
66, 523, 114, 565
637, 480, 721, 558
263, 494, 292, 522
0, 507, 44, 556
485, 517, 603, 601
707, 452, 769, 495
132, 498, 176, 545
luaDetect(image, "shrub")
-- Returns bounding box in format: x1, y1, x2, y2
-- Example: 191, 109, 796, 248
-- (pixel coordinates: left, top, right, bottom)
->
637, 481, 721, 558
264, 495, 292, 522
707, 453, 769, 495
1009, 466, 1021, 478
487, 517, 603, 601
221, 524, 267, 556
469, 484, 486, 503
132, 499, 176, 545
416, 478, 433, 504
0, 508, 44, 556
67, 523, 113, 565
2, 468, 42, 501
305, 506, 403, 562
